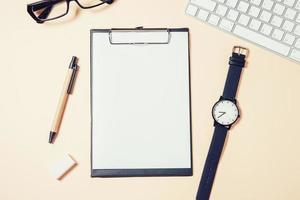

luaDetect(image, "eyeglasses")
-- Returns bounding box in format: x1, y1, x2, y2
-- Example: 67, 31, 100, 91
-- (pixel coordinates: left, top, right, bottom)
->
27, 0, 114, 24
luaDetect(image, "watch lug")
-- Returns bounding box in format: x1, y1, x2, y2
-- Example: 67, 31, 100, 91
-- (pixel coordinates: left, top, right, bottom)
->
213, 121, 218, 127
219, 96, 237, 104
214, 121, 231, 129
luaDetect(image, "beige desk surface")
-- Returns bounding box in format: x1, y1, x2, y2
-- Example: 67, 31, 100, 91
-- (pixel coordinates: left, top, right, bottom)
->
1, 0, 300, 200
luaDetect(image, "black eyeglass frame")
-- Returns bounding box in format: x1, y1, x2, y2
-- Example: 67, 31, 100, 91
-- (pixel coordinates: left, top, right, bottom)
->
27, 0, 113, 23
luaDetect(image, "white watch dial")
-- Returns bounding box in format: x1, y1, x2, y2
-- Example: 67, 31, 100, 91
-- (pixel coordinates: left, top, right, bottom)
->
212, 100, 239, 126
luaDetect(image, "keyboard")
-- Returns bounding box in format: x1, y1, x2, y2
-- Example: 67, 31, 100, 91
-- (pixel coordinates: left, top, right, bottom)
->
186, 0, 300, 64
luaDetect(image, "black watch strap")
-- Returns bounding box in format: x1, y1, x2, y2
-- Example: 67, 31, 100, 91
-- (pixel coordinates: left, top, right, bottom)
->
196, 125, 227, 200
196, 47, 248, 200
222, 52, 246, 100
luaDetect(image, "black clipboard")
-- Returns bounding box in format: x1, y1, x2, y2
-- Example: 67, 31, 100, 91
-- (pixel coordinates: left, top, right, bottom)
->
90, 27, 192, 177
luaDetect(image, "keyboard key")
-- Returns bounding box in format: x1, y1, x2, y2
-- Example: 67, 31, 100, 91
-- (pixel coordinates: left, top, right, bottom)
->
216, 0, 225, 2
296, 1, 300, 10
226, 0, 238, 8
227, 9, 239, 21
219, 19, 235, 31
208, 14, 220, 25
248, 6, 261, 18
237, 1, 249, 12
233, 25, 290, 56
260, 10, 272, 22
249, 19, 261, 31
271, 15, 283, 27
294, 39, 300, 48
216, 5, 228, 16
272, 29, 284, 40
197, 9, 209, 20
296, 14, 300, 23
191, 0, 216, 11
290, 49, 300, 62
294, 25, 300, 36
282, 20, 295, 32
283, 33, 295, 45
273, 3, 286, 15
186, 4, 198, 16
250, 0, 261, 6
238, 14, 250, 26
262, 0, 274, 10
284, 8, 297, 20
283, 0, 295, 7
261, 24, 273, 35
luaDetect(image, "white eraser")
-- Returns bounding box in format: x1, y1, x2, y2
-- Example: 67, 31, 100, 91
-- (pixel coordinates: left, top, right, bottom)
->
50, 154, 77, 180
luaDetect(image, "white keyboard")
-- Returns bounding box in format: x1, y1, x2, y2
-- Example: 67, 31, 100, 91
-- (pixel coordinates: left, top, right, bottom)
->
186, 0, 300, 64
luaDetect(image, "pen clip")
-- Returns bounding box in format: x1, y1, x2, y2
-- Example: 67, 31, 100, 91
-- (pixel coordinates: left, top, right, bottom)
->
67, 69, 77, 94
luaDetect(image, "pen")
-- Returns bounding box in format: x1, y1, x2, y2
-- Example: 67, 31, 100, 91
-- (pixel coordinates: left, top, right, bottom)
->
48, 56, 79, 144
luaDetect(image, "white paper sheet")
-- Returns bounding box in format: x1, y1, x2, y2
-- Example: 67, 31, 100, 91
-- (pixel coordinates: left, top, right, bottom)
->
91, 29, 191, 171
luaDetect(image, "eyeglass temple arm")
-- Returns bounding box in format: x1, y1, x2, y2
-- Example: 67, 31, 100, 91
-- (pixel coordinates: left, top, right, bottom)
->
37, 6, 53, 20
30, 0, 64, 12
102, 0, 114, 4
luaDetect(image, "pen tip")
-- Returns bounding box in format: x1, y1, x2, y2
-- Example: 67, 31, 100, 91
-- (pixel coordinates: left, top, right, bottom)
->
49, 131, 57, 144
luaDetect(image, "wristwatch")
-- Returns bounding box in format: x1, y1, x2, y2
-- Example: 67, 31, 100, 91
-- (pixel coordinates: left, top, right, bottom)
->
196, 46, 248, 200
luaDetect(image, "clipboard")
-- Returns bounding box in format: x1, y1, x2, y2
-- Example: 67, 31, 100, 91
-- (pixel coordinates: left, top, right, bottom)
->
91, 27, 192, 177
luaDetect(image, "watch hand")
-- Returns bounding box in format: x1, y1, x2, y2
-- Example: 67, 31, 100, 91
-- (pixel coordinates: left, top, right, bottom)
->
217, 112, 226, 118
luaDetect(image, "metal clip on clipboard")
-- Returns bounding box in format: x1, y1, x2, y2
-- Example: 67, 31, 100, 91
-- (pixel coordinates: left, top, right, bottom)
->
108, 27, 171, 45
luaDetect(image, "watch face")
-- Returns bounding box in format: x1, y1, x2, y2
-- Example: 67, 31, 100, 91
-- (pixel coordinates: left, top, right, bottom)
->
212, 100, 239, 126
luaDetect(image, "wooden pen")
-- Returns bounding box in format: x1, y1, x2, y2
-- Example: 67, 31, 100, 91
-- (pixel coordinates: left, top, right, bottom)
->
48, 56, 79, 144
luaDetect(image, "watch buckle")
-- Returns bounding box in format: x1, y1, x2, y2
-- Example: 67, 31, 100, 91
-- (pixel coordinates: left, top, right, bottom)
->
232, 46, 249, 58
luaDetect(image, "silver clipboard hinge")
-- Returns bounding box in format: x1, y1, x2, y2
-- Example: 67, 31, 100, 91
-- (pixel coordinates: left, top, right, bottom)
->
108, 27, 171, 45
